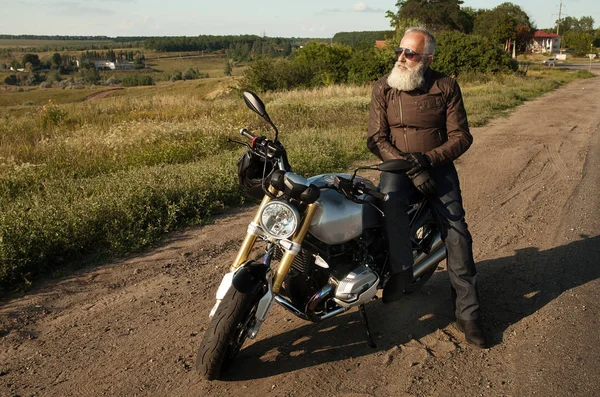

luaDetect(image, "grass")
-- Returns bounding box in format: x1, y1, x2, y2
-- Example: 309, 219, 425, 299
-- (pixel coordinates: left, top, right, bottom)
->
0, 68, 595, 291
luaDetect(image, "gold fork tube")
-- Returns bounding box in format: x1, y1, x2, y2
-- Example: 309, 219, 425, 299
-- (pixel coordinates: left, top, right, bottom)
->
230, 192, 274, 271
272, 202, 320, 294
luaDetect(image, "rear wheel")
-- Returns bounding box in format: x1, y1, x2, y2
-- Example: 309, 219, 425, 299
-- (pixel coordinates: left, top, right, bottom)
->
196, 287, 261, 380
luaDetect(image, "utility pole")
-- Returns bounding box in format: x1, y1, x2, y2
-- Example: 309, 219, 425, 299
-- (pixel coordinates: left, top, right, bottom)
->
556, 0, 562, 36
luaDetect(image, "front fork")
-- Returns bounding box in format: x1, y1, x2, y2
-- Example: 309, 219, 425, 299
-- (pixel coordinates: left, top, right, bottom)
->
230, 195, 320, 295
209, 193, 319, 339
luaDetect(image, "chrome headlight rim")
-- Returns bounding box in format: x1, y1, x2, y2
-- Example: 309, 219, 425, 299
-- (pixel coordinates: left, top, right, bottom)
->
260, 200, 300, 240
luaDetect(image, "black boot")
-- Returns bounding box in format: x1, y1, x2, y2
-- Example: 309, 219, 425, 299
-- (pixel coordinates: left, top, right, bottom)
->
456, 318, 486, 348
382, 269, 413, 304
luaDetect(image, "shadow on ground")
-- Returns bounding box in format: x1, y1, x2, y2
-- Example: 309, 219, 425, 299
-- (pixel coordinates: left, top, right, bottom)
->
223, 234, 600, 381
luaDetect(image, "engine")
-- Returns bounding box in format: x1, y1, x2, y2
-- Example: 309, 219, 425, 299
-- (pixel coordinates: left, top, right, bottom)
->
329, 263, 379, 306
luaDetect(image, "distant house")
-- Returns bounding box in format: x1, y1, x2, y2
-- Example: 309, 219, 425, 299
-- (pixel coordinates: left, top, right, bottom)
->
375, 40, 386, 49
530, 31, 561, 54
76, 59, 137, 70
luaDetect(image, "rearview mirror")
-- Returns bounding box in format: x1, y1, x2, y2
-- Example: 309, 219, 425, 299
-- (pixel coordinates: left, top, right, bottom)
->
243, 90, 268, 118
242, 89, 279, 142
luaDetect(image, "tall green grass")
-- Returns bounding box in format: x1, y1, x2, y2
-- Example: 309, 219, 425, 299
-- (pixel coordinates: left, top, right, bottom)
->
0, 69, 595, 290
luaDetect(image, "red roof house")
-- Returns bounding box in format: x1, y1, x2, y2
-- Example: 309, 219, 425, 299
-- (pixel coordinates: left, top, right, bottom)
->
530, 31, 561, 53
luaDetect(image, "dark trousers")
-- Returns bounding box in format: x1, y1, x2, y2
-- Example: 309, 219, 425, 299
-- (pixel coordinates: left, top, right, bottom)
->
380, 164, 480, 321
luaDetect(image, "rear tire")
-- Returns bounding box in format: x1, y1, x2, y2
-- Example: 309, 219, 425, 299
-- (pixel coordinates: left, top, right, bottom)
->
196, 287, 261, 380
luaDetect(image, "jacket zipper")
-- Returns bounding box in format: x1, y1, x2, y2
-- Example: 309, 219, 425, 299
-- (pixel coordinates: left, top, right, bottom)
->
398, 92, 409, 153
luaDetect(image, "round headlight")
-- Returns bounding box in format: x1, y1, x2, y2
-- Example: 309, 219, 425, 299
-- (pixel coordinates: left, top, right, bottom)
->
260, 200, 300, 239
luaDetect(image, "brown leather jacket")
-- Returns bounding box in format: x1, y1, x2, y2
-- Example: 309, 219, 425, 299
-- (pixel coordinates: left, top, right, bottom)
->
367, 68, 472, 166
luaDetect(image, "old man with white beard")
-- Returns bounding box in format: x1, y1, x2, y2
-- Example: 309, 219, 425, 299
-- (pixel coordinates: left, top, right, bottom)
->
367, 27, 486, 348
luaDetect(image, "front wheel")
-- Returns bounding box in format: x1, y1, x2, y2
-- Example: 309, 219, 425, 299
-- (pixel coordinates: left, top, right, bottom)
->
196, 287, 261, 380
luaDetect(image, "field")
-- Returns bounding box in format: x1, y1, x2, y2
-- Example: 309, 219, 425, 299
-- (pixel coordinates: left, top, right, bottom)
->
0, 67, 595, 290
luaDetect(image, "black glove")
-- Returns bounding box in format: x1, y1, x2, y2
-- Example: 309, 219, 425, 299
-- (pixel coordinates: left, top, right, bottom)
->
409, 170, 437, 197
405, 153, 432, 177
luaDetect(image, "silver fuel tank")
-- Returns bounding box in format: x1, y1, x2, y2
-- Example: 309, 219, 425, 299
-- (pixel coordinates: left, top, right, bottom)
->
307, 174, 382, 245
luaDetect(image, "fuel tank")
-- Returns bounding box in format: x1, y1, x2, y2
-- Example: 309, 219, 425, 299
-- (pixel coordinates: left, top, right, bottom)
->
307, 174, 382, 245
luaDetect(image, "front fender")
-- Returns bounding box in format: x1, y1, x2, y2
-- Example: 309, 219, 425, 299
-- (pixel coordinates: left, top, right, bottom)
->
232, 260, 268, 294
209, 261, 268, 319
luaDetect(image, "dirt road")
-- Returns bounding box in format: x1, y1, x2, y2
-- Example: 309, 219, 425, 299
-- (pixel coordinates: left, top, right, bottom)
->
2, 75, 600, 397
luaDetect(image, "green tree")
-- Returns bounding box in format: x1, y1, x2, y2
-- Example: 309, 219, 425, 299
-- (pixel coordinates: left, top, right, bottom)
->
22, 53, 41, 69
473, 3, 534, 53
51, 53, 62, 69
106, 49, 116, 62
563, 31, 594, 56
386, 0, 474, 33
578, 16, 595, 32
347, 45, 395, 84
78, 67, 101, 84
556, 16, 595, 34
292, 42, 352, 85
431, 30, 517, 76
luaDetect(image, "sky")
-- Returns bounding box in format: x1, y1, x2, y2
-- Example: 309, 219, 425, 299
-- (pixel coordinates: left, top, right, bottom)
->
3, 0, 600, 38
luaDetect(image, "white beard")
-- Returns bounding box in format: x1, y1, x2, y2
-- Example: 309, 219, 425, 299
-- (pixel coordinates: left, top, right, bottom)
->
387, 60, 426, 91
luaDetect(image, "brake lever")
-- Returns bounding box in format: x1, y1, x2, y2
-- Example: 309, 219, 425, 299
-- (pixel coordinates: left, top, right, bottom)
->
227, 138, 252, 150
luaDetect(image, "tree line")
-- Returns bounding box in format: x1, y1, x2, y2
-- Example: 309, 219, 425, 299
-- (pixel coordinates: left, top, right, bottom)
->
243, 1, 599, 92
332, 31, 394, 47
386, 0, 598, 55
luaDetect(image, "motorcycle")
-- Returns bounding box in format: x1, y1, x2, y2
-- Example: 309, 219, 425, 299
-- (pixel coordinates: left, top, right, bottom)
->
196, 90, 447, 380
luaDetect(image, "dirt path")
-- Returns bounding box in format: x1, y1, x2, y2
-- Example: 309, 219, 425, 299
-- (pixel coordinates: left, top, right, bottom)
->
2, 76, 600, 397
85, 88, 123, 101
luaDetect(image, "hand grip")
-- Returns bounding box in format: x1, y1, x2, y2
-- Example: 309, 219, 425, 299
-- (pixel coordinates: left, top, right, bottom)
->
240, 128, 256, 140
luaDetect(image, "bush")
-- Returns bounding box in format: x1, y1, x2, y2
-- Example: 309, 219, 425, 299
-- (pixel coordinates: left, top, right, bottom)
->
25, 73, 42, 86
183, 68, 198, 80
78, 67, 101, 84
121, 74, 154, 87
38, 99, 67, 128
432, 31, 517, 76
170, 71, 182, 82
4, 74, 18, 85
46, 71, 62, 83
244, 42, 356, 92
105, 76, 121, 85
347, 45, 395, 84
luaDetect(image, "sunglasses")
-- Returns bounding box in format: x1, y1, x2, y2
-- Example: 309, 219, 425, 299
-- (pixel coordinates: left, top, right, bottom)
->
394, 47, 429, 60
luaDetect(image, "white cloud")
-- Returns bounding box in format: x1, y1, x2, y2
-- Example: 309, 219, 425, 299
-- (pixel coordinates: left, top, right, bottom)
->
353, 2, 367, 12
352, 2, 384, 13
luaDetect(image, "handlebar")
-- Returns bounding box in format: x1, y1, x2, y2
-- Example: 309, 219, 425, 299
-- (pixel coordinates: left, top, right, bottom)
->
240, 127, 255, 140
333, 176, 388, 202
239, 128, 292, 172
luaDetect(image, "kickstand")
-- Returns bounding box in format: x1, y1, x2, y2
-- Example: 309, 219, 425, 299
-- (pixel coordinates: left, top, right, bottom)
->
359, 304, 377, 348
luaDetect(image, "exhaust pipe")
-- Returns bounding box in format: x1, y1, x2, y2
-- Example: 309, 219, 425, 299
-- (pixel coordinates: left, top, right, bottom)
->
413, 232, 446, 278
274, 284, 349, 322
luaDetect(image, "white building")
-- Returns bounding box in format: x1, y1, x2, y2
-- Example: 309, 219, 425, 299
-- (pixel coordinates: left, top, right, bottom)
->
530, 31, 561, 54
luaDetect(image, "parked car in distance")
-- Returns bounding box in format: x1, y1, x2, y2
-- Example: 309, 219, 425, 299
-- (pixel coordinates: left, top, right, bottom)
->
542, 58, 557, 66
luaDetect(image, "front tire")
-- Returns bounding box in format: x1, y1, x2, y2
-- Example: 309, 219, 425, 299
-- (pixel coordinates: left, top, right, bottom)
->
196, 287, 261, 380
